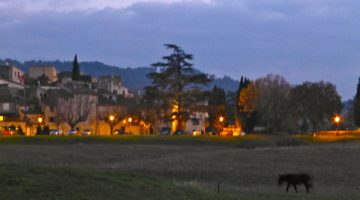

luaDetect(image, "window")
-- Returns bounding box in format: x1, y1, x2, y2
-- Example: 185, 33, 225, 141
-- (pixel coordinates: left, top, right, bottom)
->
3, 103, 10, 111
191, 118, 200, 125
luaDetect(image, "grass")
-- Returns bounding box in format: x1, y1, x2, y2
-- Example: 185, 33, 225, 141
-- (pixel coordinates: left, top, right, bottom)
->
0, 135, 360, 199
0, 134, 356, 146
0, 164, 226, 200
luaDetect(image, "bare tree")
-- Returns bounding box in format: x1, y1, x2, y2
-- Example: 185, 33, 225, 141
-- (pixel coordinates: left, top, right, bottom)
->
57, 94, 95, 129
97, 105, 126, 134
254, 74, 291, 133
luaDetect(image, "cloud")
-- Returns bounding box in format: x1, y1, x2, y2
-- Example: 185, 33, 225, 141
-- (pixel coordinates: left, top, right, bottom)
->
0, 0, 214, 12
0, 0, 360, 99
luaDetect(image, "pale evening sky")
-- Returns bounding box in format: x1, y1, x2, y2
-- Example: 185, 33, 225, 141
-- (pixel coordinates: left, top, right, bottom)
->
0, 0, 359, 99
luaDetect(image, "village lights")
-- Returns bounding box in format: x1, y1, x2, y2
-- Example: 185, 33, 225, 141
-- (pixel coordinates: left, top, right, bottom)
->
334, 115, 341, 135
334, 115, 341, 124
128, 117, 133, 134
219, 116, 224, 123
109, 115, 115, 122
37, 117, 43, 124
107, 115, 117, 135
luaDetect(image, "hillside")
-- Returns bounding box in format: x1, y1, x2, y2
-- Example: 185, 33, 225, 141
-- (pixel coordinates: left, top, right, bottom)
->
0, 58, 239, 92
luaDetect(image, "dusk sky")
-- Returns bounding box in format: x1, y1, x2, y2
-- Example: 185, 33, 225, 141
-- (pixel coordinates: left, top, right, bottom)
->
1, 0, 359, 99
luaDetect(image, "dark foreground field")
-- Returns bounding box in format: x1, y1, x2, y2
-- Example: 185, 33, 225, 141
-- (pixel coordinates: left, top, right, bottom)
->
0, 135, 359, 199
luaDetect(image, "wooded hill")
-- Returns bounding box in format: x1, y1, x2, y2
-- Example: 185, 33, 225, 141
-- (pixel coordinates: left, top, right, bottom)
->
0, 58, 239, 92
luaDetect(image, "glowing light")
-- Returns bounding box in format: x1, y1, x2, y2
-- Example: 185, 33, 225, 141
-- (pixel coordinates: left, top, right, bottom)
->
0, 116, 3, 122
219, 116, 224, 123
109, 115, 115, 121
37, 117, 43, 124
128, 117, 132, 123
334, 115, 341, 124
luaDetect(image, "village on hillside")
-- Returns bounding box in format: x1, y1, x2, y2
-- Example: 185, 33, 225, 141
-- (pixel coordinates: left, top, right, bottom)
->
0, 44, 353, 137
0, 54, 219, 136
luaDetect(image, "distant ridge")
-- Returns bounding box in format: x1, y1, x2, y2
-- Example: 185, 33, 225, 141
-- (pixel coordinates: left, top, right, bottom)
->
0, 58, 239, 92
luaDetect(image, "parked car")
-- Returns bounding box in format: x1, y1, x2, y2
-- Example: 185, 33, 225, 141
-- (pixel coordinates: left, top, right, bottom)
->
81, 129, 92, 136
49, 129, 63, 136
2, 128, 15, 136
159, 127, 171, 135
114, 129, 125, 135
205, 127, 218, 136
191, 129, 203, 136
174, 129, 187, 136
67, 129, 77, 136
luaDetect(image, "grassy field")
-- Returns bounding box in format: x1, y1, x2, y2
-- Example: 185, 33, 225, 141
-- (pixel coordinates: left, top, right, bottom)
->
0, 135, 359, 199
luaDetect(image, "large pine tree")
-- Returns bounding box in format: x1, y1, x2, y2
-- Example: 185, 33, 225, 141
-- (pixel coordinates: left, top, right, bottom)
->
354, 77, 360, 126
146, 44, 211, 131
72, 54, 80, 81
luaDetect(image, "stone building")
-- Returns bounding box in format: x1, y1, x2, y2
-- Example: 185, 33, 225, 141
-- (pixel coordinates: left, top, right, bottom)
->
29, 66, 58, 82
0, 65, 25, 84
97, 75, 131, 97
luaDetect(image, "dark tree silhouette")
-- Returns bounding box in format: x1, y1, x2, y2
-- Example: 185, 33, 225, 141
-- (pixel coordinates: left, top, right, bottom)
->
289, 81, 342, 132
43, 125, 50, 135
354, 78, 360, 126
208, 86, 227, 134
36, 125, 43, 135
72, 54, 80, 81
146, 44, 211, 130
141, 86, 169, 132
17, 125, 24, 135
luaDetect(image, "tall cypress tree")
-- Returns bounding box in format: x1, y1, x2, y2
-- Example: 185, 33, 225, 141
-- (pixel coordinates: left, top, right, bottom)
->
354, 77, 360, 126
72, 54, 80, 81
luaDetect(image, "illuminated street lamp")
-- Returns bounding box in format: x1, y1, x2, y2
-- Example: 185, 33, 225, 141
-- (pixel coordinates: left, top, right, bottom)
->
219, 116, 225, 134
108, 115, 116, 135
219, 116, 224, 123
334, 115, 341, 135
128, 117, 133, 134
37, 117, 43, 124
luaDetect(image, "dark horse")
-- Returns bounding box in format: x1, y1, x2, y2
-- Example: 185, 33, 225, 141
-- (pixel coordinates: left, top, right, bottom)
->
278, 173, 313, 193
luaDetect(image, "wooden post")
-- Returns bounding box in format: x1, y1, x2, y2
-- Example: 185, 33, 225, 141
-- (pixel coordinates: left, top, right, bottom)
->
217, 181, 221, 193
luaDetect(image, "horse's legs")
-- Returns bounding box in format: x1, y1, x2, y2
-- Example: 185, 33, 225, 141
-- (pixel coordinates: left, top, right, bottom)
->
293, 184, 297, 193
305, 183, 310, 193
286, 183, 290, 193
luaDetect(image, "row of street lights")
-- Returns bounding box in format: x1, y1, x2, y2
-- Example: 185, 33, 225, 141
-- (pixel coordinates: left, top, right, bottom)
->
108, 115, 133, 134
20, 114, 343, 135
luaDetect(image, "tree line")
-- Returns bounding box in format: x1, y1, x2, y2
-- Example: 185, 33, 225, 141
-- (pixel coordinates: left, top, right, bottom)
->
143, 44, 345, 134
